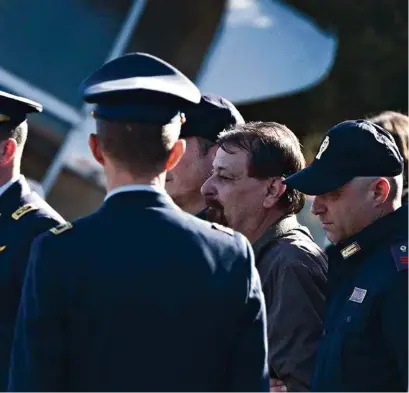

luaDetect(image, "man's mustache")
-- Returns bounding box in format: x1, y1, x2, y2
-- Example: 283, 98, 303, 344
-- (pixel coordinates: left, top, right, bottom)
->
204, 198, 228, 226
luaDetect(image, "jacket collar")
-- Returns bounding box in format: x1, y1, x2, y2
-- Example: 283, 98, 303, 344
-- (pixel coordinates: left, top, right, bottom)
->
252, 214, 302, 259
0, 176, 32, 215
102, 188, 180, 212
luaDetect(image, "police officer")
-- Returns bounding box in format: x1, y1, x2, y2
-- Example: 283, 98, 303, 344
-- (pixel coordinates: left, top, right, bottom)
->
284, 120, 408, 391
8, 53, 269, 392
0, 92, 65, 390
165, 93, 244, 219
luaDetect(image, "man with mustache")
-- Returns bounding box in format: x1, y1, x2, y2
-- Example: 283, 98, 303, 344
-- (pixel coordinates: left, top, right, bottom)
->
165, 94, 244, 219
284, 120, 407, 392
201, 122, 328, 392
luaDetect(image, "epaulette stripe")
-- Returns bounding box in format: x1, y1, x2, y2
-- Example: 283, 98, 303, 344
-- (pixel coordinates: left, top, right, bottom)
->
11, 203, 39, 220
50, 222, 73, 235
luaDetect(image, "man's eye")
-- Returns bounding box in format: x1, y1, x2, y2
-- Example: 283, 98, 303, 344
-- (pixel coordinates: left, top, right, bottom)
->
217, 174, 232, 181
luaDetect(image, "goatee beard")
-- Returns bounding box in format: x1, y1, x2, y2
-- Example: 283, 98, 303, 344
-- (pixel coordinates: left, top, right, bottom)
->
206, 207, 229, 226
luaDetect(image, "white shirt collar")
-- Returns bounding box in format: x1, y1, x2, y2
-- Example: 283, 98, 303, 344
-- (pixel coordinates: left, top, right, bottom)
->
104, 184, 168, 201
0, 175, 21, 198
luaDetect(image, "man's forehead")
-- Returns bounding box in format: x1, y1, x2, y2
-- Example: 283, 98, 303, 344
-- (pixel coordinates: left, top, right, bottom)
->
213, 146, 248, 169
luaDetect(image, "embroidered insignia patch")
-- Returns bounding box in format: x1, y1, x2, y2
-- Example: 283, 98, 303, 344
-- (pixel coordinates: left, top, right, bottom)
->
349, 287, 367, 303
211, 222, 234, 236
341, 242, 361, 259
50, 222, 73, 235
12, 203, 39, 220
390, 242, 408, 271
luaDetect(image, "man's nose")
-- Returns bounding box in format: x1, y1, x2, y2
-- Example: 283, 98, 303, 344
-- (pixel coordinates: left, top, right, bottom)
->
311, 196, 324, 216
201, 176, 215, 197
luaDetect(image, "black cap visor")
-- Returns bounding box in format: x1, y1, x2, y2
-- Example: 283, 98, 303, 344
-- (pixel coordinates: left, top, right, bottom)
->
283, 162, 354, 196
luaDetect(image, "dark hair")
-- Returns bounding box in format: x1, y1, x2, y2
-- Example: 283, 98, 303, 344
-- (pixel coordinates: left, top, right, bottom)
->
0, 121, 28, 148
96, 119, 178, 176
217, 122, 306, 215
367, 111, 408, 186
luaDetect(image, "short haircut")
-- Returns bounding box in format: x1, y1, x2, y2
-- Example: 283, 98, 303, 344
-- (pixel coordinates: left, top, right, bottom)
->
0, 121, 28, 149
217, 121, 306, 215
96, 119, 179, 176
367, 111, 408, 185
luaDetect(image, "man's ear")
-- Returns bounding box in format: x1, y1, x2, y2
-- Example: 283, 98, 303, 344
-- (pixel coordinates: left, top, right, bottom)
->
165, 139, 186, 171
88, 134, 105, 166
371, 177, 390, 205
263, 177, 286, 209
0, 138, 17, 167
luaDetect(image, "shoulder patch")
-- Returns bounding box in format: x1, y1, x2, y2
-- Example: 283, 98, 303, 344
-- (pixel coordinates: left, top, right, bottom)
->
390, 242, 408, 271
12, 203, 39, 220
211, 222, 234, 236
50, 222, 73, 235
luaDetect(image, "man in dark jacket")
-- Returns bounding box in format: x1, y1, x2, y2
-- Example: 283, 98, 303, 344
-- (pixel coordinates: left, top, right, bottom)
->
8, 53, 269, 392
284, 119, 407, 392
201, 122, 328, 391
0, 91, 65, 390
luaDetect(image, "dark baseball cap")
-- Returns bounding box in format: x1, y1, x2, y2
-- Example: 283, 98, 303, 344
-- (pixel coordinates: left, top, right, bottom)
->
283, 120, 404, 195
179, 93, 244, 142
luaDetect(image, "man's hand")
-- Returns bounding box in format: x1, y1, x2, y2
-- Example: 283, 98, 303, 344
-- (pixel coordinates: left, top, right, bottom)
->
270, 378, 287, 392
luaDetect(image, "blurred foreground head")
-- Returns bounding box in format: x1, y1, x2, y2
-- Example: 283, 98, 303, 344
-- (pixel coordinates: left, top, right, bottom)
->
367, 111, 408, 203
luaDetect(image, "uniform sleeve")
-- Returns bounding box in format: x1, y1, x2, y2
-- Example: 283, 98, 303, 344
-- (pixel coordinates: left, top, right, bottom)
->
267, 261, 325, 392
380, 271, 408, 391
227, 236, 269, 392
8, 234, 68, 392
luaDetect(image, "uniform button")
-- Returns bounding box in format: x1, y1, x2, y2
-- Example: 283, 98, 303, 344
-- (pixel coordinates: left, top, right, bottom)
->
346, 316, 351, 323
322, 329, 327, 336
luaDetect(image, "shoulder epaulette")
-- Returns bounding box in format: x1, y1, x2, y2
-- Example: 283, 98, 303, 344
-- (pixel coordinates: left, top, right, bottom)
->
11, 203, 39, 220
390, 241, 408, 271
49, 222, 73, 235
211, 222, 234, 236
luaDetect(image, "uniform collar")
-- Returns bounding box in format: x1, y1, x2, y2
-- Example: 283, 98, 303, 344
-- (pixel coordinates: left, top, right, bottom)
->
0, 175, 23, 199
328, 204, 408, 262
105, 184, 167, 201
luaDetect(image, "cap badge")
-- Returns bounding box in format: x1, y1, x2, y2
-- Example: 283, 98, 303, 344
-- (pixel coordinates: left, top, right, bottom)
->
0, 114, 10, 122
316, 136, 330, 160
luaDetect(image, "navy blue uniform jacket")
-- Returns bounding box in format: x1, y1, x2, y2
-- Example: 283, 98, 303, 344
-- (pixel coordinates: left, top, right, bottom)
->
8, 190, 269, 392
312, 204, 408, 392
0, 177, 64, 390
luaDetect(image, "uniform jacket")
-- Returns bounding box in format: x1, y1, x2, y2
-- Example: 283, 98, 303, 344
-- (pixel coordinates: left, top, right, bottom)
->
0, 176, 64, 390
312, 204, 408, 392
8, 189, 269, 392
253, 215, 328, 392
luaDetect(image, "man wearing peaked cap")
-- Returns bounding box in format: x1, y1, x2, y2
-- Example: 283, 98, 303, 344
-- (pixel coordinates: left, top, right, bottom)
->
284, 119, 408, 391
8, 53, 269, 392
166, 93, 245, 218
0, 91, 65, 390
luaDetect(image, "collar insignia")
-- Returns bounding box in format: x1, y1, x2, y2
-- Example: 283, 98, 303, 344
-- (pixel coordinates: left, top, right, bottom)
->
341, 241, 361, 259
